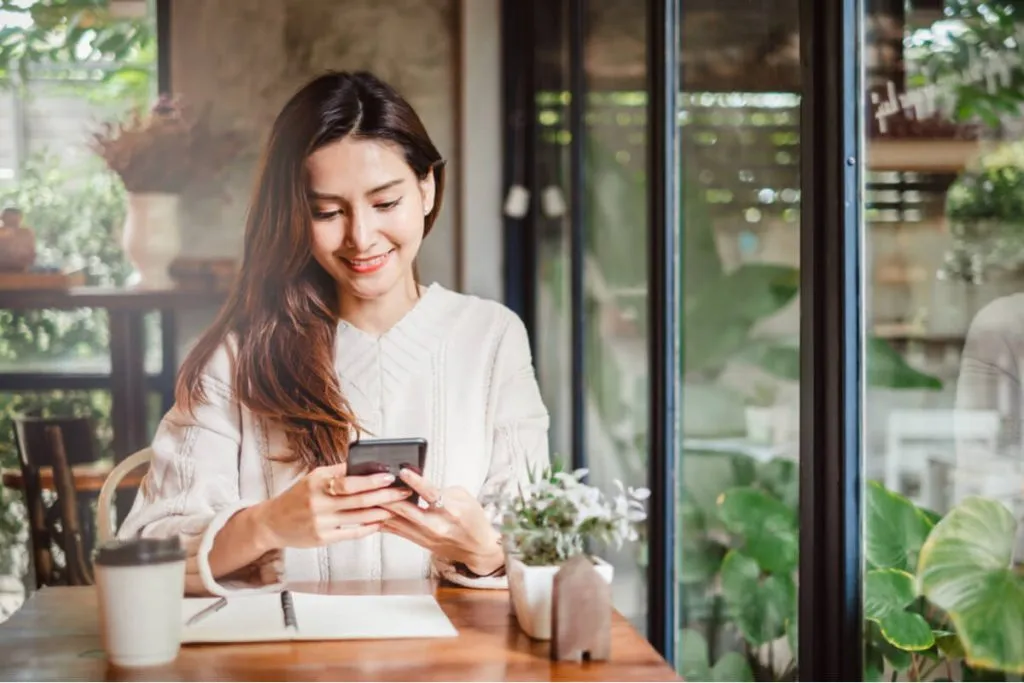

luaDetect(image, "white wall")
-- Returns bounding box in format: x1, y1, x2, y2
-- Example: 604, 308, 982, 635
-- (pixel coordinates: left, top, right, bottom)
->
458, 0, 504, 302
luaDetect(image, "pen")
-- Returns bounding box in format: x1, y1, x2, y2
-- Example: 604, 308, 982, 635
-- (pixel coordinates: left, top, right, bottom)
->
185, 597, 228, 626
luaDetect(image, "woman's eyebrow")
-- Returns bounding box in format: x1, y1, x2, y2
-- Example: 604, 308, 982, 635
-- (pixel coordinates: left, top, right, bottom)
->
366, 178, 404, 195
308, 178, 404, 202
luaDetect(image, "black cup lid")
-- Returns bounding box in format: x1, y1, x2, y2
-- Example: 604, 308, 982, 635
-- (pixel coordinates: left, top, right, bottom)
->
94, 537, 185, 567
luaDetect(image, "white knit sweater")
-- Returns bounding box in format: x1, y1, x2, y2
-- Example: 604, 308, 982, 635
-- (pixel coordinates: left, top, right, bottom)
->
118, 283, 551, 596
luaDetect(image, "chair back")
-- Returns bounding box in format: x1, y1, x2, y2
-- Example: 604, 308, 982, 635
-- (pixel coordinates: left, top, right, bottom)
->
97, 447, 153, 544
13, 414, 97, 468
10, 414, 97, 587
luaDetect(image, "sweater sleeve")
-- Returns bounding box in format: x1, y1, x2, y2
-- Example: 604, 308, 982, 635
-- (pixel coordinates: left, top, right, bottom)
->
435, 311, 551, 589
117, 343, 284, 597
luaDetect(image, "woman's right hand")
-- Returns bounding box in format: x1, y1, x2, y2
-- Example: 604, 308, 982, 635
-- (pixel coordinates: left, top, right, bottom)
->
254, 462, 411, 550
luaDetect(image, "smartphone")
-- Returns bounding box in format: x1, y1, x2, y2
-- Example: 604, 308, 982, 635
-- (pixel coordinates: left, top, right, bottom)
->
346, 437, 428, 494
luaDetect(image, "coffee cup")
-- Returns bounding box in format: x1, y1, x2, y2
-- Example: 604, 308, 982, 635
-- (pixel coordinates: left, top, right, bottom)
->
94, 536, 187, 668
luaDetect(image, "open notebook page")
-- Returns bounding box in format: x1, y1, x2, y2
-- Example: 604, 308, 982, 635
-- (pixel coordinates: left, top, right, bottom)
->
182, 594, 291, 643
181, 593, 458, 644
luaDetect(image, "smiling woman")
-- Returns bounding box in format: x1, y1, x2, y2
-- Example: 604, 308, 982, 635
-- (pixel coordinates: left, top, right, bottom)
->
115, 71, 550, 597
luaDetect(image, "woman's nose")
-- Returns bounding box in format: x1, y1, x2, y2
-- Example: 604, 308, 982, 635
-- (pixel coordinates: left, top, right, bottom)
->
344, 210, 376, 252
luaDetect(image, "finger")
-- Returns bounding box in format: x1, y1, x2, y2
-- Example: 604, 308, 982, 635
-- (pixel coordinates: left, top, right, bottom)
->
382, 499, 431, 526
325, 472, 397, 497
332, 486, 413, 511
329, 507, 394, 527
320, 522, 382, 544
398, 468, 442, 503
382, 517, 433, 546
313, 461, 348, 481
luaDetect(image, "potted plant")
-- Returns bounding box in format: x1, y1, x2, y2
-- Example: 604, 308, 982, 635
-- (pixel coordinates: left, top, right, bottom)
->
90, 96, 245, 289
496, 463, 649, 640
743, 383, 779, 445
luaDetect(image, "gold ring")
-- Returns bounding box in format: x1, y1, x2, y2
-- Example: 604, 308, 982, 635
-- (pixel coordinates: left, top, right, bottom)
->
327, 478, 337, 496
432, 493, 444, 510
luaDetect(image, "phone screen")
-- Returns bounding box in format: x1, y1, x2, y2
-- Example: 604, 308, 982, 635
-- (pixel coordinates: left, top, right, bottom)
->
346, 438, 427, 486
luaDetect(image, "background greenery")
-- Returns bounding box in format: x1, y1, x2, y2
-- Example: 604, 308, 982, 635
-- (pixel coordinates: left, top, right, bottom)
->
0, 0, 153, 588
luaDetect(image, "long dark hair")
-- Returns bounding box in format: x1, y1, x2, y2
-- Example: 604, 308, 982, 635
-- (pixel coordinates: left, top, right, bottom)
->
176, 71, 446, 468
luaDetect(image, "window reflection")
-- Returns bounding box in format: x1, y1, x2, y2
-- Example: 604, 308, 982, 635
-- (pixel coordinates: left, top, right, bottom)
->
865, 1, 1024, 679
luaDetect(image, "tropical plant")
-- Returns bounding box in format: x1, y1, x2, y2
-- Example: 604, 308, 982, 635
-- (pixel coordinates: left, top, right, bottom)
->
680, 453, 1024, 682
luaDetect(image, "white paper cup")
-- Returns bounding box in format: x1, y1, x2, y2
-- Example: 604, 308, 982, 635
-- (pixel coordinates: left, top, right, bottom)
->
94, 537, 187, 668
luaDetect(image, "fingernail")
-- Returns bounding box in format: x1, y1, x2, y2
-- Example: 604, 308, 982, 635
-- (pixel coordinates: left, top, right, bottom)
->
378, 473, 396, 484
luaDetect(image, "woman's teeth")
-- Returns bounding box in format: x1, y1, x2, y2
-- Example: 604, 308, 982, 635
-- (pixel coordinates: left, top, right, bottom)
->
343, 249, 393, 273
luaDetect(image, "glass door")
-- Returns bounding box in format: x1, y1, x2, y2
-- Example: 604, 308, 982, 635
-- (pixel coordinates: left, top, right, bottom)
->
675, 0, 804, 680
861, 0, 1024, 680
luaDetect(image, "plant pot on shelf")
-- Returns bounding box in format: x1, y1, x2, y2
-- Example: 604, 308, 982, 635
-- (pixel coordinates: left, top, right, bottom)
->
122, 192, 182, 289
0, 207, 35, 272
506, 554, 614, 641
744, 406, 776, 444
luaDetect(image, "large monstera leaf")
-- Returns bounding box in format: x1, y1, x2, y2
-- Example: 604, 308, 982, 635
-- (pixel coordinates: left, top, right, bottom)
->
918, 497, 1024, 674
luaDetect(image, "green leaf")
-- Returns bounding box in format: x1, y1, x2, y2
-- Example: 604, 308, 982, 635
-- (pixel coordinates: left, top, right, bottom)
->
720, 550, 795, 646
710, 652, 754, 682
868, 619, 913, 671
717, 487, 798, 574
745, 337, 943, 390
678, 628, 712, 681
918, 497, 1024, 674
740, 341, 799, 381
756, 458, 798, 510
865, 569, 933, 651
865, 481, 933, 572
936, 631, 966, 659
875, 611, 935, 652
864, 568, 916, 619
684, 264, 799, 375
679, 538, 726, 584
866, 337, 943, 390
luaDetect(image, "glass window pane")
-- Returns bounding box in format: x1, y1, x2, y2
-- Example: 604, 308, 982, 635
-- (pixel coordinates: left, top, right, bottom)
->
863, 0, 1024, 679
677, 0, 801, 679
583, 0, 651, 632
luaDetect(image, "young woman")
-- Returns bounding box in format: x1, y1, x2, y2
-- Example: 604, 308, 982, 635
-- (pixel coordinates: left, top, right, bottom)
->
118, 71, 550, 596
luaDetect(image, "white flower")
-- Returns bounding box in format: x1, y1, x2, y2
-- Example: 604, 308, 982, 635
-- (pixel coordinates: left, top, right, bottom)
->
629, 486, 651, 501
495, 463, 650, 566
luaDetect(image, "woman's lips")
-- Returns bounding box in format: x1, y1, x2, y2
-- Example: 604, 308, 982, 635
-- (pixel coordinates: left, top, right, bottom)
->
342, 249, 394, 274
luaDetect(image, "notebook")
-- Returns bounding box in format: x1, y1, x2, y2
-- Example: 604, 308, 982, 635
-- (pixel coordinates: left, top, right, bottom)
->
180, 591, 459, 643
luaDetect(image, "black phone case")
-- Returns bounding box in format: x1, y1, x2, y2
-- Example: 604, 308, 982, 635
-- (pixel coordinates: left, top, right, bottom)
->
346, 438, 428, 501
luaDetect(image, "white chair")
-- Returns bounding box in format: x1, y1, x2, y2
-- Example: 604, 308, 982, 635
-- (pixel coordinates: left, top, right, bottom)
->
96, 447, 153, 544
884, 409, 1001, 512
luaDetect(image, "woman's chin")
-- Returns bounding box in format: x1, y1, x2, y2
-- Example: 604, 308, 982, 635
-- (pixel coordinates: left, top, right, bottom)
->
338, 271, 398, 301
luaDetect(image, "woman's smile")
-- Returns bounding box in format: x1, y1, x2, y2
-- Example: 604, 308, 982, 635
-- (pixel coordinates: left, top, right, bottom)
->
342, 248, 395, 274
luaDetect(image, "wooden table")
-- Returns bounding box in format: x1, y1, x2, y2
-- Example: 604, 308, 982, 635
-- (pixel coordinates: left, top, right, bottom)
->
1, 462, 146, 494
0, 581, 681, 681
0, 286, 227, 461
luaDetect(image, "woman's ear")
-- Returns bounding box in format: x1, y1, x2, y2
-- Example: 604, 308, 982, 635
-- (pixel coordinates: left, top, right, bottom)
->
420, 168, 437, 216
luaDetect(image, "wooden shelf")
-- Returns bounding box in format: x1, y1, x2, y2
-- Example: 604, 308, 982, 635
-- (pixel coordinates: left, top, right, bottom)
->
868, 139, 980, 173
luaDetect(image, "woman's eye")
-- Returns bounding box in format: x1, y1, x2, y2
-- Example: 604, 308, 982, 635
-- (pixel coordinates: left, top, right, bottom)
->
312, 209, 341, 221
375, 198, 402, 211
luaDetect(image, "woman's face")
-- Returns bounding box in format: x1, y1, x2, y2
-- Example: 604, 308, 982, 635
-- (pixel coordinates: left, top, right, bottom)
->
306, 136, 435, 301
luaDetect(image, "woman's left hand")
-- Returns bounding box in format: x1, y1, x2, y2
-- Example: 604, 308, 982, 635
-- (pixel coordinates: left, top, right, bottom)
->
380, 469, 505, 576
